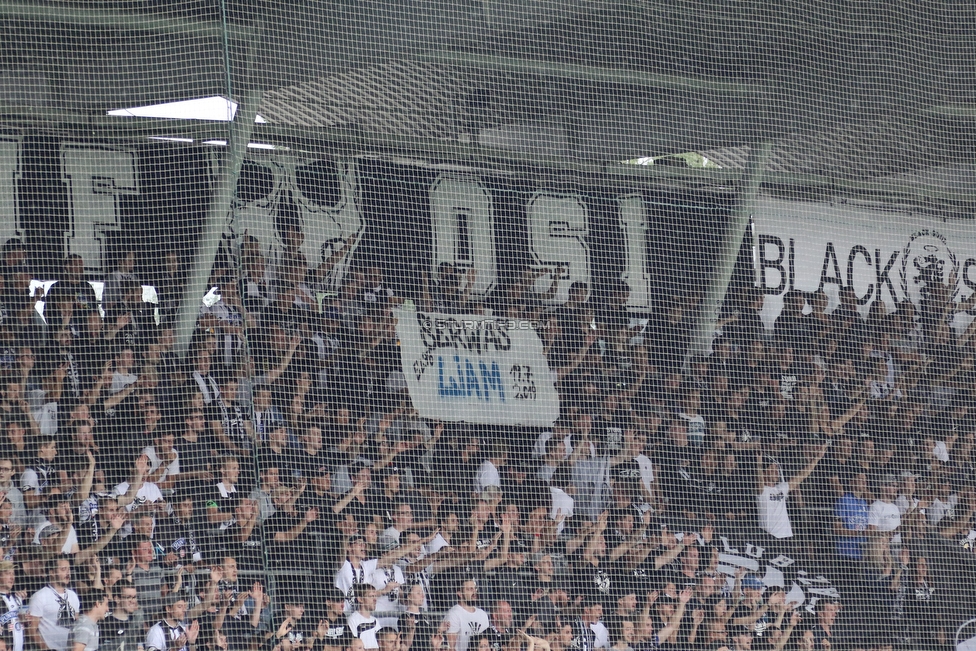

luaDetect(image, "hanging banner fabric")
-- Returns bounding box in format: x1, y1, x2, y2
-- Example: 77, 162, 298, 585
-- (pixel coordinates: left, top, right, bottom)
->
753, 197, 976, 332
394, 308, 560, 426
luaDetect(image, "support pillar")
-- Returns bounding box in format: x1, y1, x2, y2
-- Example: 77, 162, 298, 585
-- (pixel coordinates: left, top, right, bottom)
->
174, 88, 263, 358
684, 141, 772, 365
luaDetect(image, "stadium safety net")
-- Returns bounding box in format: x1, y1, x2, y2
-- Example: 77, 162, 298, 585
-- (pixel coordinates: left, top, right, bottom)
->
0, 2, 974, 651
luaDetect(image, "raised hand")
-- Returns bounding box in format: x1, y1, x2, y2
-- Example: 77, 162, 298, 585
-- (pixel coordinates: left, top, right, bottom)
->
109, 511, 125, 531
315, 619, 329, 638
134, 454, 150, 478
430, 620, 449, 650
187, 620, 201, 644
817, 442, 830, 459
252, 582, 265, 607
278, 616, 295, 638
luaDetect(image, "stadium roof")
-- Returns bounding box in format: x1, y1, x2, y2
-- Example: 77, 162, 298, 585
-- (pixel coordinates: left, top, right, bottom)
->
2, 0, 976, 200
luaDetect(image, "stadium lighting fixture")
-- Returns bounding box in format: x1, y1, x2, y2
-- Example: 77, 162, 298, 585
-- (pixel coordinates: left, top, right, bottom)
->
108, 96, 267, 123
201, 140, 282, 150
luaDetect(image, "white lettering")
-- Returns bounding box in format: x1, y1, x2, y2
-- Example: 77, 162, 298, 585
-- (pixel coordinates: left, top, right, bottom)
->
61, 144, 138, 270
617, 194, 650, 310
0, 138, 21, 247
430, 174, 496, 295
527, 192, 590, 304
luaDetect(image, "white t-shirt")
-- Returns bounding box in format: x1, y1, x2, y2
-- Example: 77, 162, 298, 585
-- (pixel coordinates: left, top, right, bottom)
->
371, 564, 405, 615
928, 494, 958, 525
868, 500, 901, 532
474, 461, 501, 494
757, 482, 792, 539
335, 559, 379, 612
549, 487, 575, 535
591, 622, 610, 649
444, 605, 489, 651
113, 481, 165, 513
347, 612, 379, 649
28, 585, 80, 651
142, 446, 180, 482
1, 591, 25, 651
32, 521, 79, 555
145, 620, 189, 651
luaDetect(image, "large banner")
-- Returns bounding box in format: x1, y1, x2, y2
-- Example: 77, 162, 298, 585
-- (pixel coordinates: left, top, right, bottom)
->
754, 197, 976, 332
394, 308, 560, 426
1, 137, 733, 314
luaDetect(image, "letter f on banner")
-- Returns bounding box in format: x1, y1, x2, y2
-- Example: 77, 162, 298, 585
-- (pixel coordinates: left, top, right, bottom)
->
61, 144, 138, 271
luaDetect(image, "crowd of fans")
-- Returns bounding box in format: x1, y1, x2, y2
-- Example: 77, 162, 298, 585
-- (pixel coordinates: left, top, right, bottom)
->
0, 228, 970, 651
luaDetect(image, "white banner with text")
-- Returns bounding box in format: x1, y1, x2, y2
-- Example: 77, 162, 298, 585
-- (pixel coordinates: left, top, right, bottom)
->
395, 309, 559, 426
753, 198, 976, 332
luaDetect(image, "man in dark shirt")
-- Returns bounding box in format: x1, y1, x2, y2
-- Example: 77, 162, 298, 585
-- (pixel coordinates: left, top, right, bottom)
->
483, 600, 514, 651
317, 588, 350, 651
264, 485, 319, 567
97, 581, 144, 651
204, 455, 242, 560
811, 600, 843, 650
128, 536, 164, 618
273, 588, 318, 651
176, 406, 214, 494
289, 425, 327, 480
567, 593, 600, 651
156, 489, 203, 569
44, 255, 98, 337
